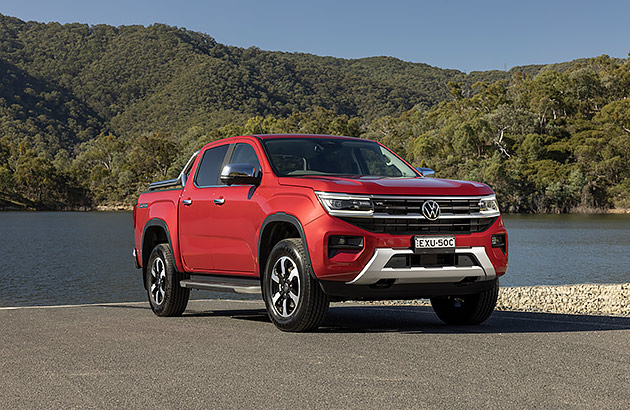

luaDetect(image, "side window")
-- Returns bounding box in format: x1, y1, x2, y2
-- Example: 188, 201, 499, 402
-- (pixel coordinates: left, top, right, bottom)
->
194, 145, 229, 187
183, 153, 198, 184
230, 143, 261, 175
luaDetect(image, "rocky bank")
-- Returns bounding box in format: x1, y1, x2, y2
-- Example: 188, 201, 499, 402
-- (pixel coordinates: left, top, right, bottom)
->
496, 283, 629, 317
366, 283, 630, 317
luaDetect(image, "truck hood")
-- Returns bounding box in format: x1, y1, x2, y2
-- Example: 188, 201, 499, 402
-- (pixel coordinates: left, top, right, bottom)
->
277, 176, 494, 196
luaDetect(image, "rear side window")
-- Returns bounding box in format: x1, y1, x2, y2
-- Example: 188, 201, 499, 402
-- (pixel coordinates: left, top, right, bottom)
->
230, 143, 261, 175
194, 145, 229, 187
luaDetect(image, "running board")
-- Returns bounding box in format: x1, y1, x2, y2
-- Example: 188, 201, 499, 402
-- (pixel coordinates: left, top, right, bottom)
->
180, 274, 261, 295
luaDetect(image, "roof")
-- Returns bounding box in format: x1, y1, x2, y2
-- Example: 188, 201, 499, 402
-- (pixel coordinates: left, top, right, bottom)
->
253, 134, 361, 141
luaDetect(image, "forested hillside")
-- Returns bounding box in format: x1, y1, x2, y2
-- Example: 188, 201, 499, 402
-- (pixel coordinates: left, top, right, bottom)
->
0, 14, 627, 212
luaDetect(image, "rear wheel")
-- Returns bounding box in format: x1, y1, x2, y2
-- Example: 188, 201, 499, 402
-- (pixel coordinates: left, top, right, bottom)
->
146, 244, 189, 316
430, 280, 499, 325
262, 238, 329, 332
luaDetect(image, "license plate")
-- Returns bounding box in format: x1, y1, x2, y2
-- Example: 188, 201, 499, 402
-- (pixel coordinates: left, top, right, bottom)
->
413, 236, 455, 253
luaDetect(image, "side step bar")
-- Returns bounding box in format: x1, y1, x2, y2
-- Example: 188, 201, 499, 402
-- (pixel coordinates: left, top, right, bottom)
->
180, 274, 261, 295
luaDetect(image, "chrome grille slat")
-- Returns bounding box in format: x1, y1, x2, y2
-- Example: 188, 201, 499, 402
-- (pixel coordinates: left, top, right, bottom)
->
373, 197, 481, 216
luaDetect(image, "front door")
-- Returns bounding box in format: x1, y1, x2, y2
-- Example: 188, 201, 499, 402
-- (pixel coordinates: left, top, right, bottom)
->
209, 142, 264, 275
178, 144, 229, 271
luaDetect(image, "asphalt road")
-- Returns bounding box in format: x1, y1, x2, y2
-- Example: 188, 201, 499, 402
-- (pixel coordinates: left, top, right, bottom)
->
1, 299, 628, 409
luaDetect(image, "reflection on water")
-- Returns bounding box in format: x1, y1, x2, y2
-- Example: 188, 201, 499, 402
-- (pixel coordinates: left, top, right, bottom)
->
502, 214, 630, 287
0, 212, 628, 307
0, 212, 255, 307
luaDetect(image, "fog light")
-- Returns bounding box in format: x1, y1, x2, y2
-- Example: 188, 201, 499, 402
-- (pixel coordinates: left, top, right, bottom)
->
329, 235, 364, 250
491, 234, 506, 254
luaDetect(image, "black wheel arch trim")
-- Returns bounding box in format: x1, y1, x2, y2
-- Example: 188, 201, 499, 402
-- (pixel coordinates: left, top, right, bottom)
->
258, 213, 317, 280
141, 218, 180, 273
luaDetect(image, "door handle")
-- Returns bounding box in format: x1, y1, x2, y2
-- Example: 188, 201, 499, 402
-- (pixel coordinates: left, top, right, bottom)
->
213, 198, 225, 205
182, 199, 193, 206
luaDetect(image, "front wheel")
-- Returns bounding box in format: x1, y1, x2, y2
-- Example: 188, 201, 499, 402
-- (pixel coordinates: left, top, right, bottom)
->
262, 238, 330, 332
430, 281, 499, 325
146, 243, 190, 316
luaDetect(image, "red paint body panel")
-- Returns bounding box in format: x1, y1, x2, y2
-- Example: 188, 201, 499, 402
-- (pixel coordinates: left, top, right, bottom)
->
278, 176, 494, 197
134, 188, 184, 270
133, 134, 509, 288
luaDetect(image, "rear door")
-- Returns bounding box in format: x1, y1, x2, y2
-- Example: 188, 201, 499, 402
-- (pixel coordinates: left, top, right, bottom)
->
178, 143, 229, 271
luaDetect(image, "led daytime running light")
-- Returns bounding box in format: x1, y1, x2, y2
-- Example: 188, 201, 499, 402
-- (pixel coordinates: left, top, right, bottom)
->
479, 196, 500, 214
315, 192, 374, 216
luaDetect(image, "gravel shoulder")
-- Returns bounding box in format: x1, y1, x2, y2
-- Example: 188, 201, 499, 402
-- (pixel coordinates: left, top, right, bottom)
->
365, 283, 630, 317
497, 283, 630, 316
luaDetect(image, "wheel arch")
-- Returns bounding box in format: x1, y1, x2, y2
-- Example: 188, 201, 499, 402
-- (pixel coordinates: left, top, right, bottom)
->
141, 218, 179, 286
258, 213, 315, 281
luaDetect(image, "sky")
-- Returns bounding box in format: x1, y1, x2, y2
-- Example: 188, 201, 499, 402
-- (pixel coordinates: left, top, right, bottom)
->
1, 0, 629, 73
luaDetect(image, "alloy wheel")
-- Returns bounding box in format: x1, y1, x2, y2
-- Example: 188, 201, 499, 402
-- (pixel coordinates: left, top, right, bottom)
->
150, 256, 167, 306
270, 256, 300, 317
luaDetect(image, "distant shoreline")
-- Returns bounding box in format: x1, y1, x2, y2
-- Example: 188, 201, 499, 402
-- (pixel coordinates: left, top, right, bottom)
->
2, 205, 629, 214
0, 204, 133, 212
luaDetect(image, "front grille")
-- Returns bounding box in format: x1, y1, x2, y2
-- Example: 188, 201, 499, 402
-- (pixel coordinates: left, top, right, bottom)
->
339, 216, 497, 234
373, 197, 481, 216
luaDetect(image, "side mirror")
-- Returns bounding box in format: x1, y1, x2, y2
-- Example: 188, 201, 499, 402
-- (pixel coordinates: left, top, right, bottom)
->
220, 164, 261, 186
416, 167, 435, 177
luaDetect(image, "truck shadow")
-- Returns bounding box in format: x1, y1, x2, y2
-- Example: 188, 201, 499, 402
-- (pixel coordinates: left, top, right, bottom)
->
178, 303, 630, 334
319, 305, 630, 334
183, 307, 271, 323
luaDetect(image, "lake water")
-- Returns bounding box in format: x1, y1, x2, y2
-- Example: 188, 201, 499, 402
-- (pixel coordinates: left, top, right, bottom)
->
0, 212, 628, 307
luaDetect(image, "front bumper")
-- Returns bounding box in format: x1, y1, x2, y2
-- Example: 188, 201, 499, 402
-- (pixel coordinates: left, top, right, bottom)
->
304, 213, 508, 283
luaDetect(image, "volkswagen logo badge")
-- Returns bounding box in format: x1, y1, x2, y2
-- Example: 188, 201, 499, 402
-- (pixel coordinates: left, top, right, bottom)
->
422, 200, 440, 220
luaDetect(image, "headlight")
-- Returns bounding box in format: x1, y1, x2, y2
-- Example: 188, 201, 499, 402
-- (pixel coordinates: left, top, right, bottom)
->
479, 195, 500, 215
315, 192, 373, 216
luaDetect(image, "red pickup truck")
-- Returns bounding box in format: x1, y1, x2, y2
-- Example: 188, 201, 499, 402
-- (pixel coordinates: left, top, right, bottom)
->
133, 134, 508, 331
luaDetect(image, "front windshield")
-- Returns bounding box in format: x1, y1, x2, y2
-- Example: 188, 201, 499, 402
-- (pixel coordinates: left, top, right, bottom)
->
262, 138, 418, 178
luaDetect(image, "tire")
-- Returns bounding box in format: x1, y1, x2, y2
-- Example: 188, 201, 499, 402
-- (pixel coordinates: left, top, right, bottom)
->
430, 280, 499, 325
262, 238, 330, 332
146, 243, 190, 317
